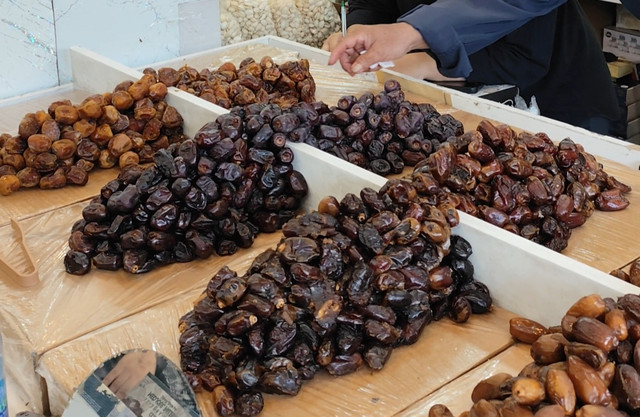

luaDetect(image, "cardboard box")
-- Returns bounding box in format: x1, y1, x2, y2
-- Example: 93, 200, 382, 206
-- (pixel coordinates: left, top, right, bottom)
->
611, 116, 640, 139
614, 77, 640, 112
617, 5, 640, 31
603, 26, 640, 63
608, 60, 635, 78
629, 100, 640, 121
630, 116, 640, 137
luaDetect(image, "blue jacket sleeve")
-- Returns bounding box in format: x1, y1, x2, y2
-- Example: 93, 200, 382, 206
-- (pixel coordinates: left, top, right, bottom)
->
397, 0, 568, 78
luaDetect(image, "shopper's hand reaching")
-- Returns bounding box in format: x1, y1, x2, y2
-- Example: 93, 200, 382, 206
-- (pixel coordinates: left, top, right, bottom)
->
328, 23, 428, 75
102, 350, 157, 399
322, 32, 343, 51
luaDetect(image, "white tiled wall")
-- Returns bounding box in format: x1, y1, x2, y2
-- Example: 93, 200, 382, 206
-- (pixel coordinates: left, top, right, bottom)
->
0, 0, 221, 100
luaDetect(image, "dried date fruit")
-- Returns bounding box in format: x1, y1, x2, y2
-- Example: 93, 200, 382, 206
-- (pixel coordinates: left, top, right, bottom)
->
509, 317, 549, 344
179, 179, 485, 416
432, 292, 640, 417
64, 251, 92, 275
1, 77, 185, 194
0, 175, 21, 195
471, 372, 512, 403
571, 316, 619, 353
64, 109, 307, 274
511, 377, 545, 406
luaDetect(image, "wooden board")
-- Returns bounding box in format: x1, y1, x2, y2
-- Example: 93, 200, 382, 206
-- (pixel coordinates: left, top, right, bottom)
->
252, 309, 516, 417
395, 343, 533, 417
36, 291, 517, 416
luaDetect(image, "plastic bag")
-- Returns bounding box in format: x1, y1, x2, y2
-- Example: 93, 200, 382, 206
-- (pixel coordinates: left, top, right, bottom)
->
219, 4, 243, 45
294, 0, 341, 48
221, 0, 277, 41
514, 94, 540, 115
268, 0, 307, 44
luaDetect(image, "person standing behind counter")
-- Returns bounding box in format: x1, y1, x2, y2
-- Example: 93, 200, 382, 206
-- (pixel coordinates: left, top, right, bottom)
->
323, 0, 619, 136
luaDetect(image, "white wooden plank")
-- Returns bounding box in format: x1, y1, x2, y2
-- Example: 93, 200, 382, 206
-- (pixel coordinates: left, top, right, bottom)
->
289, 141, 387, 213
447, 90, 640, 170
69, 47, 144, 94
455, 212, 639, 325
265, 35, 335, 64
164, 88, 228, 138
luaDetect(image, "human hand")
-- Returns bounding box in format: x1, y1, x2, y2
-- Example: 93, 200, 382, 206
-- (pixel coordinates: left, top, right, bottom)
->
102, 350, 157, 399
321, 32, 343, 52
328, 23, 428, 75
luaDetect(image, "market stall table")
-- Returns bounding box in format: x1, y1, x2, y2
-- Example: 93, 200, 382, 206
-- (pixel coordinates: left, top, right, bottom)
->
2, 36, 640, 415
36, 292, 518, 417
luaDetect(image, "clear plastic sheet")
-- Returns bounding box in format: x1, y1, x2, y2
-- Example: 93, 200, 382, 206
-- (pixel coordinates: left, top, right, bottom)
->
0, 202, 285, 413
37, 288, 517, 417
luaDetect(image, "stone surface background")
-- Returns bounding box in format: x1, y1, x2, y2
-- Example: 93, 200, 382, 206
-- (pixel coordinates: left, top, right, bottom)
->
0, 0, 221, 100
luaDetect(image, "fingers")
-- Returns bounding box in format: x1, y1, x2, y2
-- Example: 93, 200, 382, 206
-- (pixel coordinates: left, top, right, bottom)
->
106, 373, 136, 399
321, 32, 343, 52
101, 351, 157, 399
102, 367, 119, 387
351, 50, 386, 75
328, 23, 426, 75
327, 26, 388, 74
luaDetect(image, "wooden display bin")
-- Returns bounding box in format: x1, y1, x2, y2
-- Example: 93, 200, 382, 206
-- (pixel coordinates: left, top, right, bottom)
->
141, 36, 640, 273
1, 36, 640, 415
34, 144, 640, 416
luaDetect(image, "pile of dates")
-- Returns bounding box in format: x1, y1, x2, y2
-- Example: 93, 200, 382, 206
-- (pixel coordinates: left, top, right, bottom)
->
408, 119, 631, 251
0, 73, 185, 196
281, 79, 464, 176
178, 178, 492, 416
63, 110, 308, 275
151, 56, 315, 110
429, 292, 640, 417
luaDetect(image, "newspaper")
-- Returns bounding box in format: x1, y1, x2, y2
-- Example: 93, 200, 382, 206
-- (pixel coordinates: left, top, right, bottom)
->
63, 351, 200, 417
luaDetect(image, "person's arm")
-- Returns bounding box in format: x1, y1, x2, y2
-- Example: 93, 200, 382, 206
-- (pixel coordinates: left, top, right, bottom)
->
397, 0, 568, 78
329, 0, 567, 77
